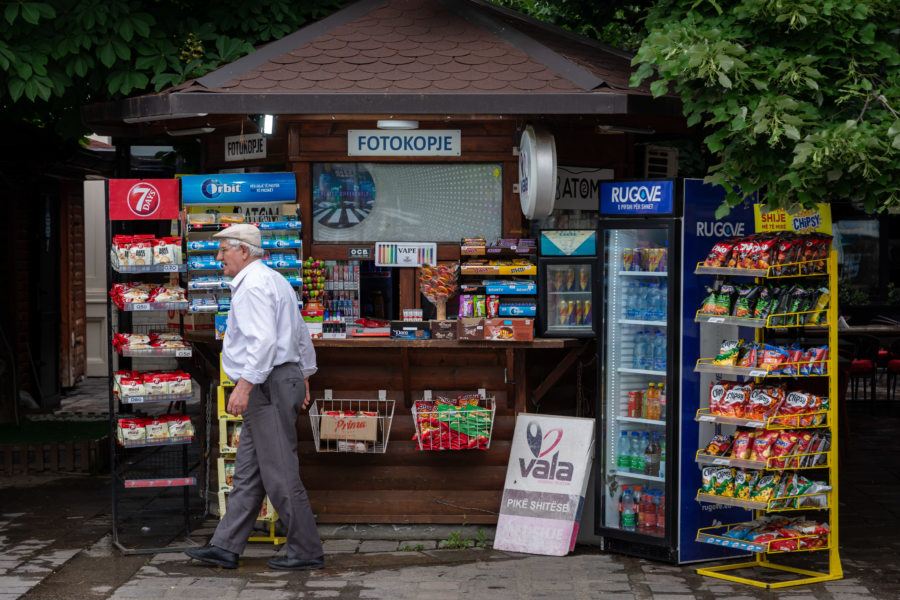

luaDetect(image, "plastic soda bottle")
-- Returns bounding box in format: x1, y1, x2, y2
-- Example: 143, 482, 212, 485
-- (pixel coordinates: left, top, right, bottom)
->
621, 487, 636, 531
659, 381, 667, 420
659, 435, 666, 478
642, 493, 657, 530
644, 433, 660, 476
630, 484, 642, 525
617, 430, 631, 471
657, 492, 666, 532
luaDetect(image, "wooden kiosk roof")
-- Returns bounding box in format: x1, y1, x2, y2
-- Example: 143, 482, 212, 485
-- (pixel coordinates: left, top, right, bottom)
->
83, 0, 680, 134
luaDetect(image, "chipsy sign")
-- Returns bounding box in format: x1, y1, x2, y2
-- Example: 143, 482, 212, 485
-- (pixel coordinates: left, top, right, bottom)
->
600, 180, 674, 215
108, 179, 179, 220
754, 203, 832, 235
181, 173, 295, 204
348, 130, 461, 156
493, 415, 594, 556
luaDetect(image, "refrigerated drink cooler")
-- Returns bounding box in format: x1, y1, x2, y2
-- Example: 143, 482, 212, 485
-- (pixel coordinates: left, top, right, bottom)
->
537, 230, 598, 338
592, 179, 756, 563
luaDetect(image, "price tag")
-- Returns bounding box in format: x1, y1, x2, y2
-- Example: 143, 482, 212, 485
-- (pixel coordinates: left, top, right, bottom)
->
175, 348, 191, 358
707, 317, 725, 323
162, 264, 179, 272
746, 421, 764, 428
748, 369, 766, 377
698, 415, 715, 422
713, 458, 728, 465
131, 303, 151, 311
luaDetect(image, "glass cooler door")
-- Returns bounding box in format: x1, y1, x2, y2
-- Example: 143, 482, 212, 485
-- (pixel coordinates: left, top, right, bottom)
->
598, 225, 674, 542
543, 261, 594, 337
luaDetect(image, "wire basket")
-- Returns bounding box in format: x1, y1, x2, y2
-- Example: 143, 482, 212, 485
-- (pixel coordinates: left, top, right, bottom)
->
309, 390, 394, 453
412, 389, 496, 451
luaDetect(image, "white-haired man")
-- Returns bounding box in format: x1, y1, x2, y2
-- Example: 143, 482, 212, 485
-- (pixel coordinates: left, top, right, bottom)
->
186, 223, 323, 571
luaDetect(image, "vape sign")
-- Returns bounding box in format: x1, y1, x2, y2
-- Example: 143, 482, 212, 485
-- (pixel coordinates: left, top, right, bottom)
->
494, 415, 594, 556
600, 180, 674, 215
108, 179, 179, 220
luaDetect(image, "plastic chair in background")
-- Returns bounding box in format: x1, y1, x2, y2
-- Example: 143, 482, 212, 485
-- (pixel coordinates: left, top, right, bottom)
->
848, 335, 881, 404
885, 340, 900, 401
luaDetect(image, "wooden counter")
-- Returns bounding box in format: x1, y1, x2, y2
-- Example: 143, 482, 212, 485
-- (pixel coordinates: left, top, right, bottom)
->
187, 332, 592, 524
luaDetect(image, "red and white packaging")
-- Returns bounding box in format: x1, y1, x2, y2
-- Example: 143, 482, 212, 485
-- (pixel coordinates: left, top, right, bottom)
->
118, 418, 147, 443
168, 372, 192, 395
145, 417, 170, 439
166, 414, 194, 438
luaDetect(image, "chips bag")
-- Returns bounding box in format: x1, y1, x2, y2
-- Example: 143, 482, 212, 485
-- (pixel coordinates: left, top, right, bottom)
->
713, 339, 743, 366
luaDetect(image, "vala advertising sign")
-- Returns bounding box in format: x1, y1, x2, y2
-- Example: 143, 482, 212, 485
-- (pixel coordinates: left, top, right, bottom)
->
181, 173, 296, 204
347, 130, 461, 156
494, 415, 594, 556
600, 180, 674, 215
108, 179, 179, 221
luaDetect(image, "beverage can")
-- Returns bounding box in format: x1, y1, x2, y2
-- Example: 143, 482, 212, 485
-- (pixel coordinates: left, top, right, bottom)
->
564, 266, 576, 291
573, 300, 583, 325
633, 248, 644, 272
628, 391, 642, 418
557, 300, 568, 325
579, 265, 590, 291
583, 299, 592, 325
622, 248, 634, 272
552, 269, 564, 292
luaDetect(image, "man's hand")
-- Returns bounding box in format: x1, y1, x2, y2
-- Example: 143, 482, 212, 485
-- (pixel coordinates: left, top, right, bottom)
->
302, 378, 311, 410
227, 378, 253, 416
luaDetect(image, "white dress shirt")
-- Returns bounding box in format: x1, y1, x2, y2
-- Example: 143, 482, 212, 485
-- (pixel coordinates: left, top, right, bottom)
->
221, 259, 317, 384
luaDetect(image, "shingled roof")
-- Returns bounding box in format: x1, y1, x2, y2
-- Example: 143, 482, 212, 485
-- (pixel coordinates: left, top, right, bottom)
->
84, 0, 679, 131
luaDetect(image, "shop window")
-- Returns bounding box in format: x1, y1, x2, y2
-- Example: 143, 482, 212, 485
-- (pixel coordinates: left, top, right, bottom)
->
834, 219, 879, 288
311, 163, 502, 243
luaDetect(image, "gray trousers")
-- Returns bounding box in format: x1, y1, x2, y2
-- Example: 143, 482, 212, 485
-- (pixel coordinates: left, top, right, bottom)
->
211, 362, 322, 559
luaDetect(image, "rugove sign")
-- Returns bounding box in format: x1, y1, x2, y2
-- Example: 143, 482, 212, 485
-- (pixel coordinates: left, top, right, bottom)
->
493, 415, 594, 556
600, 180, 674, 215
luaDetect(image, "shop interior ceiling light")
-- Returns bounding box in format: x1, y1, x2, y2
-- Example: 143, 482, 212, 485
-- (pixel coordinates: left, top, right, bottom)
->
166, 127, 216, 137
252, 114, 275, 135
377, 119, 419, 130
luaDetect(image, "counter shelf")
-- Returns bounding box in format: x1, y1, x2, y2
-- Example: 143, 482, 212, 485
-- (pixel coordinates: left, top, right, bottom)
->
696, 523, 830, 555
617, 270, 668, 277
187, 220, 301, 233
115, 392, 193, 405
694, 259, 828, 278
696, 448, 831, 470
696, 491, 831, 511
694, 359, 827, 378
113, 264, 186, 274
695, 407, 829, 430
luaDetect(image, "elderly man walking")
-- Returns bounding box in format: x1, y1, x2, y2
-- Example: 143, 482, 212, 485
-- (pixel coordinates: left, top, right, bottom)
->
186, 223, 323, 571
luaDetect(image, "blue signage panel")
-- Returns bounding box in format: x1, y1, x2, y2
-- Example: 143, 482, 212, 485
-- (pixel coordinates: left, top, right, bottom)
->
181, 173, 296, 204
679, 179, 757, 563
599, 180, 674, 215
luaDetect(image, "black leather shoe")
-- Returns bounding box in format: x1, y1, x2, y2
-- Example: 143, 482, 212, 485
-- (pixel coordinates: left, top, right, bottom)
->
185, 545, 239, 569
267, 554, 324, 571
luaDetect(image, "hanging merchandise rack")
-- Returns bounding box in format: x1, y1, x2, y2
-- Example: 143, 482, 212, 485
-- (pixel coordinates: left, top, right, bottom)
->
309, 390, 395, 453
691, 248, 841, 588
104, 179, 207, 555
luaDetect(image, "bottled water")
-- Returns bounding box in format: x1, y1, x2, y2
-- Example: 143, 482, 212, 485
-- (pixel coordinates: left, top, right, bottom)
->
631, 432, 646, 472
634, 283, 646, 320
659, 283, 668, 320
624, 282, 636, 318
654, 331, 667, 371
616, 430, 631, 471
621, 485, 635, 531
632, 331, 646, 369
646, 283, 659, 320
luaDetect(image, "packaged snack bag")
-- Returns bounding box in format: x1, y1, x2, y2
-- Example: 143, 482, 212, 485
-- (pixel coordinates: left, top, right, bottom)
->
753, 287, 774, 320
733, 285, 761, 318
705, 434, 733, 456
750, 430, 780, 461
769, 431, 800, 468
701, 466, 718, 493
745, 385, 783, 420
781, 345, 803, 376
705, 240, 735, 267
761, 344, 790, 374
117, 418, 147, 444
753, 237, 779, 270
734, 469, 759, 500
713, 339, 743, 366
700, 286, 721, 315
166, 414, 194, 437
143, 372, 167, 396
145, 417, 170, 439
715, 284, 737, 315
709, 381, 737, 415
807, 288, 830, 325
713, 467, 736, 497
738, 342, 760, 368
809, 346, 829, 375
773, 391, 814, 427
788, 432, 814, 468
718, 386, 750, 418
169, 371, 192, 395
750, 472, 781, 503
730, 429, 757, 460
118, 374, 145, 397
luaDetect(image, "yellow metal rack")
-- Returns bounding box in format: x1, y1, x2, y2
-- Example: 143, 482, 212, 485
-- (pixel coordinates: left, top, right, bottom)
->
216, 357, 285, 546
692, 250, 841, 589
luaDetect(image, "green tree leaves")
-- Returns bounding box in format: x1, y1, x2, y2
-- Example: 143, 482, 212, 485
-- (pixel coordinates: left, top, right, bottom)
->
0, 0, 344, 137
632, 0, 900, 213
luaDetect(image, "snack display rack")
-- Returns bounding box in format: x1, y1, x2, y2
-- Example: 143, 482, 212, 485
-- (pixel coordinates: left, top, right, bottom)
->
309, 390, 395, 453
458, 239, 537, 338
105, 186, 203, 555
411, 390, 496, 451
691, 250, 841, 588
216, 360, 285, 544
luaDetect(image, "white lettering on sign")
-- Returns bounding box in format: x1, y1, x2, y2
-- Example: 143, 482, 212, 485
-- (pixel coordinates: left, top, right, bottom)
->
696, 221, 746, 237
348, 130, 461, 156
611, 184, 663, 204
224, 134, 267, 162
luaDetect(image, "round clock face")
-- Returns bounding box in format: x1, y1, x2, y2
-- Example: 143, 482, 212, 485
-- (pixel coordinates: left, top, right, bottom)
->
518, 125, 557, 219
